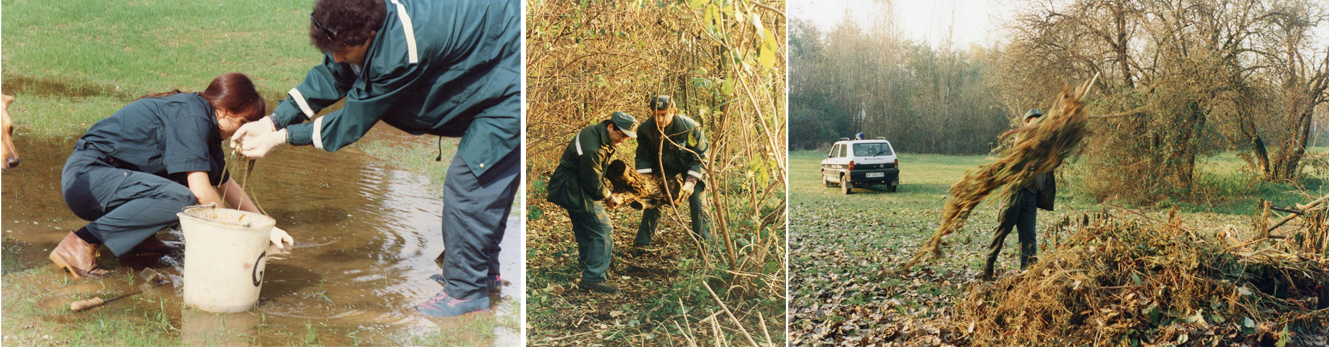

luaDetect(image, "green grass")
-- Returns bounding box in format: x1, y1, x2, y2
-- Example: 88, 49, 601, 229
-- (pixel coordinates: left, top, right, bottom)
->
1, 267, 182, 346
2, 0, 318, 137
787, 149, 1328, 344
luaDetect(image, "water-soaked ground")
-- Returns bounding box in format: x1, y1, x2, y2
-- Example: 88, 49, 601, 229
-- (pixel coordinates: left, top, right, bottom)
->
1, 126, 523, 346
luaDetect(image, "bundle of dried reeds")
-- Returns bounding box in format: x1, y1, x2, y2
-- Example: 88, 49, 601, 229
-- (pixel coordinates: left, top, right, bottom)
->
897, 74, 1099, 274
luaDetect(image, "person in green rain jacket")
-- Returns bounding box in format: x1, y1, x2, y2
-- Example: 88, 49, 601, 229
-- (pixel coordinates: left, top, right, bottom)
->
547, 112, 638, 293
231, 0, 520, 317
634, 95, 711, 250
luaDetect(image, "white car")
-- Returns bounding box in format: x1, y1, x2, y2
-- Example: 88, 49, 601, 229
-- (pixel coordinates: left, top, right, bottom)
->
820, 137, 900, 194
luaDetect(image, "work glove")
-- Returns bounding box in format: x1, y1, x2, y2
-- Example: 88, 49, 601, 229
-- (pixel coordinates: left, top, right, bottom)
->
230, 115, 286, 158
233, 129, 287, 159
677, 177, 697, 204
269, 226, 294, 249
230, 115, 276, 147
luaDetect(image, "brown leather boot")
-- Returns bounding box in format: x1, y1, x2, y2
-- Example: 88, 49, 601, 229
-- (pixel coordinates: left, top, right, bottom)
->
49, 232, 110, 279
128, 234, 180, 255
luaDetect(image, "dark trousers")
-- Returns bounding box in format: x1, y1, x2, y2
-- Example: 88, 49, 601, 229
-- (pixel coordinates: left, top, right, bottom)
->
440, 148, 519, 301
985, 190, 1039, 271
635, 179, 710, 246
62, 150, 196, 257
569, 203, 612, 282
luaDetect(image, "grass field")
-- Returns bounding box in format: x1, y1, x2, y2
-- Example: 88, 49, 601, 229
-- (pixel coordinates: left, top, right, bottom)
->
3, 0, 315, 137
786, 149, 1328, 344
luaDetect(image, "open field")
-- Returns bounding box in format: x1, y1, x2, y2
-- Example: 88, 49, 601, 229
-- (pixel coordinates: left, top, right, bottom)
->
2, 0, 313, 137
787, 149, 1328, 344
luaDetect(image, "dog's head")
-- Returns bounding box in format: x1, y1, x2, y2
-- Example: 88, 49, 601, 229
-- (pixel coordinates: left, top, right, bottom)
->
1, 94, 17, 169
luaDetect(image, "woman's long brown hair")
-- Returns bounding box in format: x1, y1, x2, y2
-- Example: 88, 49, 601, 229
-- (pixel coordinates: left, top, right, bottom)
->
139, 72, 266, 122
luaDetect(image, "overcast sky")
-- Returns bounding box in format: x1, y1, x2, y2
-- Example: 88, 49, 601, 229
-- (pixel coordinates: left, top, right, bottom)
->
789, 0, 1327, 50
789, 0, 1013, 49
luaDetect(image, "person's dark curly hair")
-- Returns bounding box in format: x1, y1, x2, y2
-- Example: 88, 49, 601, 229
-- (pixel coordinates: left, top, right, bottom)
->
309, 0, 386, 53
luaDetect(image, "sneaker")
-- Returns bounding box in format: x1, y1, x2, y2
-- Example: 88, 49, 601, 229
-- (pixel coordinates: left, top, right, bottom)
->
578, 281, 617, 293
430, 274, 503, 294
414, 290, 491, 317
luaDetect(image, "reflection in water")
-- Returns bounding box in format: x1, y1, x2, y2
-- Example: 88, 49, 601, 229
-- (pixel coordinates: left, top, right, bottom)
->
1, 128, 522, 346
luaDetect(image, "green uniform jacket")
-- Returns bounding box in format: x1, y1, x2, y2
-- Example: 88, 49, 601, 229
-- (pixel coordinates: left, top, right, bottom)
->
272, 0, 520, 177
547, 122, 617, 214
634, 114, 708, 181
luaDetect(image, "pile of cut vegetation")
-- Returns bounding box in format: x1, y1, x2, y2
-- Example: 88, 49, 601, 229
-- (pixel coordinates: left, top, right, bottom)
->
945, 201, 1328, 346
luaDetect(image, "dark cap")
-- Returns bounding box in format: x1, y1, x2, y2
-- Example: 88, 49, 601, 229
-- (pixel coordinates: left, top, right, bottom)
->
649, 95, 674, 111
611, 111, 638, 138
1023, 108, 1043, 120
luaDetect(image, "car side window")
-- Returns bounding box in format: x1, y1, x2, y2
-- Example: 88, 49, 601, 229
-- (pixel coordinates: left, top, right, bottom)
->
839, 145, 847, 158
828, 144, 838, 158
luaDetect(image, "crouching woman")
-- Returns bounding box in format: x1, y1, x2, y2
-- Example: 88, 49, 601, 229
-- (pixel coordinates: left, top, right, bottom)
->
51, 73, 292, 279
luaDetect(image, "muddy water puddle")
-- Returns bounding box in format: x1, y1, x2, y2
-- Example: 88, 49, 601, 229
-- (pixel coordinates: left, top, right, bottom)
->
2, 126, 523, 346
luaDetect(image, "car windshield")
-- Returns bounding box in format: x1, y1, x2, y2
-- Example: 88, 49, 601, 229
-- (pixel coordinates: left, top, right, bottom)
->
853, 143, 893, 157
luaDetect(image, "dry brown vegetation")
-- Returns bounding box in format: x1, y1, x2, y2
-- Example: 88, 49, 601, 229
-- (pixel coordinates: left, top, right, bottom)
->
938, 199, 1328, 346
998, 0, 1329, 202
525, 0, 786, 345
899, 76, 1100, 274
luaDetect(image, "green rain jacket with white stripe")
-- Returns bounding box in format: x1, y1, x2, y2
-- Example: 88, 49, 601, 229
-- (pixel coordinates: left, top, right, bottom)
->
635, 114, 708, 182
547, 121, 617, 215
272, 0, 520, 177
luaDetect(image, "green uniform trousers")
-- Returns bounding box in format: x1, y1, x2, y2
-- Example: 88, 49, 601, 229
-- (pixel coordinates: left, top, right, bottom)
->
440, 149, 519, 301
62, 147, 197, 257
569, 203, 613, 282
985, 190, 1039, 271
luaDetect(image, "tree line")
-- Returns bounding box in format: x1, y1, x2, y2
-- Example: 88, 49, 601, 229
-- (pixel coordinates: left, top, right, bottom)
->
791, 0, 1328, 202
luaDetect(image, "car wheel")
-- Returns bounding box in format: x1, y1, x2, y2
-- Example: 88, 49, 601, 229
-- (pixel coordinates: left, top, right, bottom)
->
822, 170, 835, 187
841, 175, 853, 195
887, 184, 898, 193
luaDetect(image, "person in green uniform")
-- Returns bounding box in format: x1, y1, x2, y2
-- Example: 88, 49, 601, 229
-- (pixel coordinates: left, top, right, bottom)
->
53, 73, 293, 279
633, 95, 711, 250
981, 108, 1057, 280
229, 0, 520, 316
546, 112, 638, 293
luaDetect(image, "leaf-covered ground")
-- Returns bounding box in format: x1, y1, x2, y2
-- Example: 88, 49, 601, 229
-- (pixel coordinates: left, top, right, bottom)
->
525, 167, 785, 346
785, 150, 1313, 345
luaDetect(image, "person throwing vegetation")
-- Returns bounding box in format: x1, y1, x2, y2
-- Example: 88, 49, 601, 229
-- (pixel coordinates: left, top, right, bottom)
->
229, 0, 520, 316
53, 73, 293, 279
546, 112, 639, 293
633, 95, 711, 252
980, 108, 1058, 280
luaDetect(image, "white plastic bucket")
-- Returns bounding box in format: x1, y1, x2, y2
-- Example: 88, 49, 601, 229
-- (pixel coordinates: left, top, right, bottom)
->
177, 205, 275, 313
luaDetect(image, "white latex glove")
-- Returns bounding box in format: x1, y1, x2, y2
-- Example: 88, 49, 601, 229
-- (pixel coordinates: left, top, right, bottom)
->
234, 129, 287, 158
269, 226, 294, 249
230, 115, 276, 148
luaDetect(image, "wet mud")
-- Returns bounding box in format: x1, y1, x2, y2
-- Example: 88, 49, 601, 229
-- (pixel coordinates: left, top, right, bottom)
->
1, 126, 522, 346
